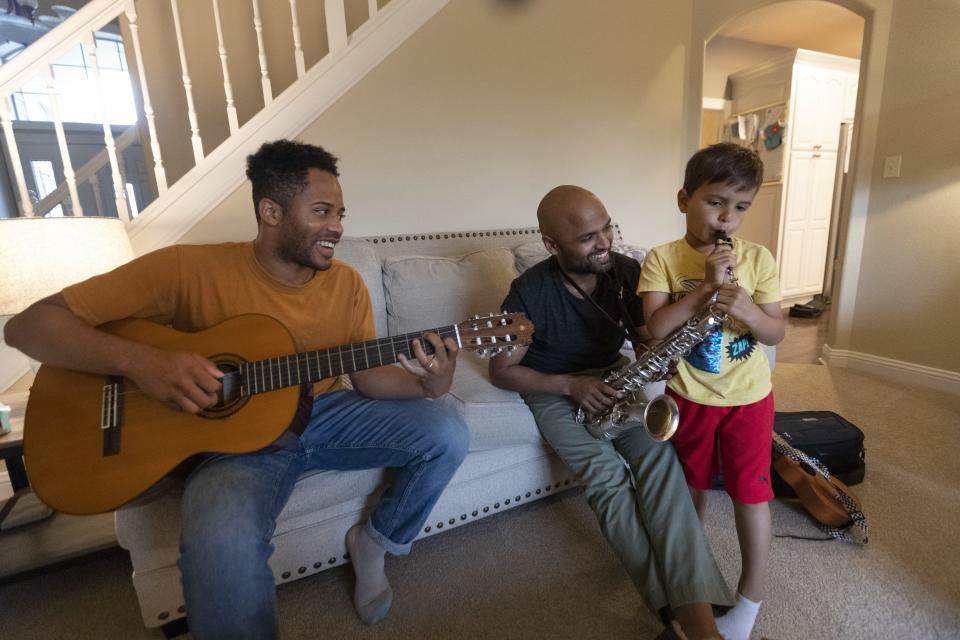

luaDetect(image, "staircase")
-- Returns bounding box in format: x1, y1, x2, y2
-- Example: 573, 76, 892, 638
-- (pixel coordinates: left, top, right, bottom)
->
0, 0, 451, 254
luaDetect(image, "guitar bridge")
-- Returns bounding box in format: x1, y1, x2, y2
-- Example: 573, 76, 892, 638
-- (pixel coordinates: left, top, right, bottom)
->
101, 377, 124, 456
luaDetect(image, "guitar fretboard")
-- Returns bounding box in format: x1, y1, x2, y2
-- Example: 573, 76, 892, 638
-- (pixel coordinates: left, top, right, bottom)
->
232, 325, 459, 396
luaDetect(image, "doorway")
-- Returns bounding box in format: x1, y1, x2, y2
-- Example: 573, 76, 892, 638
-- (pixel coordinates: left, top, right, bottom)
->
700, 1, 864, 363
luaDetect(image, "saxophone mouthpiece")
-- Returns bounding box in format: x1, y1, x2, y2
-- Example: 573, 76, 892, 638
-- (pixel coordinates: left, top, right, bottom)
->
714, 231, 733, 248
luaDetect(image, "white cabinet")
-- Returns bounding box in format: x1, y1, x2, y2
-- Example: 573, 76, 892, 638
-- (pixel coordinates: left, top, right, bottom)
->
842, 73, 860, 121
791, 63, 848, 152
728, 50, 859, 300
780, 150, 838, 297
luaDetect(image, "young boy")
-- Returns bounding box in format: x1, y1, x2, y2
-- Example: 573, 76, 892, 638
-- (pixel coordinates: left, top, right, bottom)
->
638, 143, 785, 640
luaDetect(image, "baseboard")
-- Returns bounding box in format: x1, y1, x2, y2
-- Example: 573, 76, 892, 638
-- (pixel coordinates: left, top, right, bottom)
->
822, 345, 960, 395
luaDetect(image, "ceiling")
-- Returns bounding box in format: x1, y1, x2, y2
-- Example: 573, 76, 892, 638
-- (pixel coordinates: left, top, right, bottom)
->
715, 1, 865, 58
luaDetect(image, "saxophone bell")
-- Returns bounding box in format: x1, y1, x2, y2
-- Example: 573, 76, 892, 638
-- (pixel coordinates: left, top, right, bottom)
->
580, 392, 679, 442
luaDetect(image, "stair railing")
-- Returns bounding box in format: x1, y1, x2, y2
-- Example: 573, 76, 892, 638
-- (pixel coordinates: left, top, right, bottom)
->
0, 0, 384, 224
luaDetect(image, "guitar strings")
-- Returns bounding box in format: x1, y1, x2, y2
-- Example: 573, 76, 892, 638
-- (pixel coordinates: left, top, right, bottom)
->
91, 325, 472, 402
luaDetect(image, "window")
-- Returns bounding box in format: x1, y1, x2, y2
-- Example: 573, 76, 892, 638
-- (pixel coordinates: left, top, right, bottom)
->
124, 182, 139, 219
29, 160, 64, 216
7, 36, 137, 126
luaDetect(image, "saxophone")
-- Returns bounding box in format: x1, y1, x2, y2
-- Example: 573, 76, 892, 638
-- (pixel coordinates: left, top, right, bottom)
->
575, 234, 734, 442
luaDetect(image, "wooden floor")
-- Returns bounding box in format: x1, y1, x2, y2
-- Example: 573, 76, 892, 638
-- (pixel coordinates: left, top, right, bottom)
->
776, 306, 830, 364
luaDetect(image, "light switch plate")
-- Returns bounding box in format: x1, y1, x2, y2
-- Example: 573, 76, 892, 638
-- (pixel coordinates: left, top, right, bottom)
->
883, 155, 902, 178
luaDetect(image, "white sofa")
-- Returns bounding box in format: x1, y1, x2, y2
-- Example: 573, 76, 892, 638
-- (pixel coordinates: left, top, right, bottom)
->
114, 225, 660, 633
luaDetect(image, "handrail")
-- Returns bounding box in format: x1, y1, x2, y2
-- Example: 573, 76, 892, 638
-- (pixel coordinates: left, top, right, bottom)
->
0, 0, 126, 95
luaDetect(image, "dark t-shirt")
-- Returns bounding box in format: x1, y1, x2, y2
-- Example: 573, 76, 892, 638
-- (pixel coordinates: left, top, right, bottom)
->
500, 253, 643, 374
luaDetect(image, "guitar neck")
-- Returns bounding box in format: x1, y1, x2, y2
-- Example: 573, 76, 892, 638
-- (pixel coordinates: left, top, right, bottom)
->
237, 324, 458, 396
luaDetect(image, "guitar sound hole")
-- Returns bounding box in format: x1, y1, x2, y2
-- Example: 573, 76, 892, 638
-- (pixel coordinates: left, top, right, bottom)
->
799, 461, 817, 477
203, 355, 248, 418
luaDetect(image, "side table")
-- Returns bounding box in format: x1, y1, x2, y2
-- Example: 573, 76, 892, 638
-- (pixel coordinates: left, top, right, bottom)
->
0, 391, 54, 530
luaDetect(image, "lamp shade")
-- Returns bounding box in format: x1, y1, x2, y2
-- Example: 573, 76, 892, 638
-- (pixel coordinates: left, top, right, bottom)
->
0, 217, 134, 315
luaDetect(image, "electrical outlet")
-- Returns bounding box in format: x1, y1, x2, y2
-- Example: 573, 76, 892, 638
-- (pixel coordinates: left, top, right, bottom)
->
883, 155, 902, 178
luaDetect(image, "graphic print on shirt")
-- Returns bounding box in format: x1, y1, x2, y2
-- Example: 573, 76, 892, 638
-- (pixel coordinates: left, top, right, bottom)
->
727, 333, 757, 362
672, 279, 759, 373
674, 277, 724, 374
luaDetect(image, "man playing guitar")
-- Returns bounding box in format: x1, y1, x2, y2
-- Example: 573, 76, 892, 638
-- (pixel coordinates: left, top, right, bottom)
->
5, 140, 469, 638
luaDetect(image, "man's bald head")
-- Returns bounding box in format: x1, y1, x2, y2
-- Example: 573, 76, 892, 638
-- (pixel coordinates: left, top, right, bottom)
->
537, 185, 607, 241
536, 185, 614, 275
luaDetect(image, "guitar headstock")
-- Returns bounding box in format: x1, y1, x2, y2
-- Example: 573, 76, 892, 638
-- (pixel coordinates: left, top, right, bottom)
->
457, 312, 534, 358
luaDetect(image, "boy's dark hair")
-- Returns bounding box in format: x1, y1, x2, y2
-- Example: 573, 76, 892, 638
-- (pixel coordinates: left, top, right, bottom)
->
246, 139, 339, 222
682, 142, 764, 195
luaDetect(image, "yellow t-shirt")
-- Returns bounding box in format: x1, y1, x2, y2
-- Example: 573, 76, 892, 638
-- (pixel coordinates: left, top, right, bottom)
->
637, 237, 780, 406
62, 242, 376, 396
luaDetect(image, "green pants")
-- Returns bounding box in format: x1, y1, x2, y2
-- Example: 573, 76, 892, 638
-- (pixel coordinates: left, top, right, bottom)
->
523, 370, 734, 611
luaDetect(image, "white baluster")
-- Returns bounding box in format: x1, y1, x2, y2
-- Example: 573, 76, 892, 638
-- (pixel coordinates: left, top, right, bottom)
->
83, 33, 130, 220
289, 0, 306, 79
251, 0, 273, 104
44, 65, 83, 216
368, 0, 378, 19
170, 0, 204, 166
124, 1, 167, 194
89, 173, 105, 217
0, 94, 35, 216
211, 0, 239, 134
325, 0, 348, 53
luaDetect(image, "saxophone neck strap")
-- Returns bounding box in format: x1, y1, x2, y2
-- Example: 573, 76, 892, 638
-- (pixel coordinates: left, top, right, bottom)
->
556, 258, 643, 345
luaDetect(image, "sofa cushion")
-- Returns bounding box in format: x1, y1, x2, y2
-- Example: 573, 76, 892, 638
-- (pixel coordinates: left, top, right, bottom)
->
333, 237, 387, 337
439, 357, 543, 451
513, 240, 550, 274
382, 248, 518, 336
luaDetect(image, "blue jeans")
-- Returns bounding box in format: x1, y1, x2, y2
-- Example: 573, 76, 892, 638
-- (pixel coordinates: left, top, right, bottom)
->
176, 390, 469, 640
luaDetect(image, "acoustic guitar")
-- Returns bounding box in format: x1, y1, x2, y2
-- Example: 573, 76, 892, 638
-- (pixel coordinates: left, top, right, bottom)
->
23, 312, 533, 515
772, 432, 862, 528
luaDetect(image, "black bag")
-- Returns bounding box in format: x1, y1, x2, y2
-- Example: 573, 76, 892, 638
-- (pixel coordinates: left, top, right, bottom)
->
710, 410, 866, 497
771, 411, 866, 497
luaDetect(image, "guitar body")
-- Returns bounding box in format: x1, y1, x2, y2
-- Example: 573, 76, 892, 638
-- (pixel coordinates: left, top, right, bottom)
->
773, 454, 862, 528
24, 315, 301, 515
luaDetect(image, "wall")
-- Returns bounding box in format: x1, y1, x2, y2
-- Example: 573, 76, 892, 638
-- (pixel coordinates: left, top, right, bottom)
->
183, 0, 695, 248
703, 36, 791, 100
846, 0, 960, 372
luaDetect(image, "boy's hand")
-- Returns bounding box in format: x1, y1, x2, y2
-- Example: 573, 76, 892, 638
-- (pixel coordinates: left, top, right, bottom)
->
705, 242, 737, 288
713, 284, 759, 323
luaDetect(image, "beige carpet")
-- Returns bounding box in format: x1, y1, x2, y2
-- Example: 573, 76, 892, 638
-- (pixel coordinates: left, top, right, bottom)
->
0, 363, 958, 639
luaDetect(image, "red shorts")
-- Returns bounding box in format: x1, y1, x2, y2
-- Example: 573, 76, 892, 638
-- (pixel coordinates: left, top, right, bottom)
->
666, 388, 774, 504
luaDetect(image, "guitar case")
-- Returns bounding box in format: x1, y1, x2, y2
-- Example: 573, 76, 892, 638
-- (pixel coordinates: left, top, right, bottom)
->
710, 411, 866, 497
771, 411, 865, 498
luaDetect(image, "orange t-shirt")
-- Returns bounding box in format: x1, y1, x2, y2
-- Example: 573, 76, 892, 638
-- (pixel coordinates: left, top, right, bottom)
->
61, 242, 376, 396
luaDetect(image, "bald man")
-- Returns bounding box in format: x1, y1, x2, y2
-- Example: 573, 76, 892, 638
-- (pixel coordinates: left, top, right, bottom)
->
489, 186, 733, 640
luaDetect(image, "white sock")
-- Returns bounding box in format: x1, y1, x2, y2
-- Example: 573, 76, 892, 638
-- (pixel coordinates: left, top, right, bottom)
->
345, 524, 393, 625
716, 593, 761, 640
